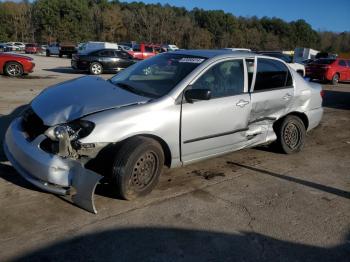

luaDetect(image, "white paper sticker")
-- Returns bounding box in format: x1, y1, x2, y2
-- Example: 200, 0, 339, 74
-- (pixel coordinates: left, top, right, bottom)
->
179, 58, 205, 63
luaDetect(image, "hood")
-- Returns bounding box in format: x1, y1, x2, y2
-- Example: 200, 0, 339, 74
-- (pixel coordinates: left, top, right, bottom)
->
1, 53, 33, 60
31, 76, 149, 126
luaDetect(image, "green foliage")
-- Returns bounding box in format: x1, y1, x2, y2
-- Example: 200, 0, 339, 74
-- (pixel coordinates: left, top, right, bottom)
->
0, 0, 348, 53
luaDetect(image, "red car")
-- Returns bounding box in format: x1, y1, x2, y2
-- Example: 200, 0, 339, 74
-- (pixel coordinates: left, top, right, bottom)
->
25, 43, 41, 54
306, 58, 350, 84
0, 53, 35, 77
128, 43, 156, 60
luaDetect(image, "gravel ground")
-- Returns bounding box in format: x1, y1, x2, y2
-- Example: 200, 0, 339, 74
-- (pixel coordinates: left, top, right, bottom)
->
0, 54, 349, 262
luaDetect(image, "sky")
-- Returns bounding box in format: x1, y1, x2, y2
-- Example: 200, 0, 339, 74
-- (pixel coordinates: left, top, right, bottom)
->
121, 0, 350, 32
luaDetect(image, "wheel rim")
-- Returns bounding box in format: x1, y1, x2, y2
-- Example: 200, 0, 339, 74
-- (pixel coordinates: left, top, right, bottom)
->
333, 75, 339, 83
283, 123, 301, 150
7, 64, 21, 76
91, 64, 102, 74
129, 151, 158, 192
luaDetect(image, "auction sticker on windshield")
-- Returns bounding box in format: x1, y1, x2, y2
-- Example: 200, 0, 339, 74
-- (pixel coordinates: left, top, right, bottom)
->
179, 58, 205, 63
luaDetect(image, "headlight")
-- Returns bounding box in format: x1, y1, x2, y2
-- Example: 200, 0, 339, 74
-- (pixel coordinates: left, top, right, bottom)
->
45, 120, 95, 141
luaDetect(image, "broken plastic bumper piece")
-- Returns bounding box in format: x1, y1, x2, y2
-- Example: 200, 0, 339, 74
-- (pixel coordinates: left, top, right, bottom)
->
3, 118, 102, 213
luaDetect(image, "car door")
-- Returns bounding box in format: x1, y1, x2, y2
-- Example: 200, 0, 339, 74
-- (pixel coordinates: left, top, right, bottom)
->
338, 60, 349, 81
347, 60, 350, 80
248, 57, 294, 137
98, 50, 115, 69
181, 59, 251, 164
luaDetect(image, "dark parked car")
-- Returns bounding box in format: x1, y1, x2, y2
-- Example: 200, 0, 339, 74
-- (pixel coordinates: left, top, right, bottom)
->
71, 49, 135, 75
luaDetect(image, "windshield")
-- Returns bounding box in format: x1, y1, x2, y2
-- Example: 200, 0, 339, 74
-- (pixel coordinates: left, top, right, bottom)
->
110, 53, 206, 98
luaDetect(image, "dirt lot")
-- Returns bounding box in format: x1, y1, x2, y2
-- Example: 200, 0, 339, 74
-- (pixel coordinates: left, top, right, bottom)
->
0, 54, 349, 262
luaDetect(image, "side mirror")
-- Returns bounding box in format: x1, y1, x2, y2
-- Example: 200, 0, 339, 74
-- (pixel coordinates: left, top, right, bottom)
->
184, 89, 211, 103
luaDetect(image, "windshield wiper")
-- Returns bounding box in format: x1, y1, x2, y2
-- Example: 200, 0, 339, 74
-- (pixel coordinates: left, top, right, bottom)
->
115, 82, 156, 98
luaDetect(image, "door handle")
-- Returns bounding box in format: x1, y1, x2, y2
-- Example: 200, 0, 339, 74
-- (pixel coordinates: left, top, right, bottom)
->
236, 100, 249, 108
282, 93, 292, 100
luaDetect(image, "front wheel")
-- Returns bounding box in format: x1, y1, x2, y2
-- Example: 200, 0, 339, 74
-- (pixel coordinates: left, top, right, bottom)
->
112, 137, 164, 200
275, 115, 306, 154
89, 62, 103, 75
46, 50, 50, 57
4, 62, 24, 77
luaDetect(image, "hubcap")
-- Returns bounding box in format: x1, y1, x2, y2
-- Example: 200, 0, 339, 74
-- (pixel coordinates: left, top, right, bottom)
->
7, 64, 21, 76
333, 75, 339, 83
283, 123, 300, 149
130, 151, 158, 191
92, 64, 102, 74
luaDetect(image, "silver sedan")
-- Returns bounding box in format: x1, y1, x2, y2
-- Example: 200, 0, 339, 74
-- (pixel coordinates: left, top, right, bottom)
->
4, 50, 323, 213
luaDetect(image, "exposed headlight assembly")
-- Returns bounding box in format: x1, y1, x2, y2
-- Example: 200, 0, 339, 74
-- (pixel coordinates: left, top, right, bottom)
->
45, 120, 95, 142
44, 120, 95, 158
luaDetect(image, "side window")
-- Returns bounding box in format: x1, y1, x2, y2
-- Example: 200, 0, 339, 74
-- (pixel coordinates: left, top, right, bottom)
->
245, 59, 254, 91
339, 60, 347, 67
192, 60, 244, 98
254, 58, 292, 91
99, 50, 114, 57
116, 51, 131, 59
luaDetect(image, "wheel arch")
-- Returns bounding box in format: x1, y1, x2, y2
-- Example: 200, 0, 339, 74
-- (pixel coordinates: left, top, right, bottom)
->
129, 134, 172, 168
274, 111, 309, 131
3, 60, 23, 73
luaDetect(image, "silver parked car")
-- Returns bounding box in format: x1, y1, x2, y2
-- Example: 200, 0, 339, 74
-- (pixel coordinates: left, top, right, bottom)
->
4, 50, 323, 213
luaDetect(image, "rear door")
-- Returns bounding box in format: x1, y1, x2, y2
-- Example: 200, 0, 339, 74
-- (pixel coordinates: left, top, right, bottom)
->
98, 50, 116, 69
181, 58, 251, 163
338, 60, 349, 80
248, 57, 294, 137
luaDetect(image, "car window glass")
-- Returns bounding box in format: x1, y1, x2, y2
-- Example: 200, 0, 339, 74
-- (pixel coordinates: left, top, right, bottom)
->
347, 60, 350, 67
145, 46, 153, 52
99, 50, 113, 57
133, 45, 141, 52
245, 59, 254, 91
339, 60, 347, 67
254, 58, 292, 91
116, 51, 131, 59
192, 60, 244, 98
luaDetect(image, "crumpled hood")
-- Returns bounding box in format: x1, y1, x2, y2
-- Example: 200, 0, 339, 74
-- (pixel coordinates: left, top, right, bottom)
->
31, 76, 149, 126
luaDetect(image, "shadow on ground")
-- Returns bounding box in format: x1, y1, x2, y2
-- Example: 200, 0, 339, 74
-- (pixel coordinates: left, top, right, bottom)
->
323, 90, 350, 110
0, 104, 28, 162
43, 67, 81, 74
12, 227, 350, 262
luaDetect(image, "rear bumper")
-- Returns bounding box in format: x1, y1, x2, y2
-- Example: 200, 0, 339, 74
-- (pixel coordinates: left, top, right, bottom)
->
305, 107, 323, 131
4, 118, 102, 213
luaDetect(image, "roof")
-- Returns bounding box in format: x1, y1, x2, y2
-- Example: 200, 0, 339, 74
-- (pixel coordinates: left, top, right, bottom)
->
173, 49, 253, 59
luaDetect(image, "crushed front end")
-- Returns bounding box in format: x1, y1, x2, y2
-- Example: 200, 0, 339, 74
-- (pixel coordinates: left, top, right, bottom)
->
3, 107, 104, 213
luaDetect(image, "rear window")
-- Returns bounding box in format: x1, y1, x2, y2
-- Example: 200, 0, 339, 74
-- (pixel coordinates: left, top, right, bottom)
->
254, 58, 292, 91
313, 59, 336, 65
339, 60, 347, 67
25, 44, 36, 47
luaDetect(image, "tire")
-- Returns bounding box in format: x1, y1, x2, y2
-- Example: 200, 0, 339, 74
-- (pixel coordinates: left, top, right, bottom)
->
89, 62, 103, 75
331, 73, 339, 85
275, 115, 306, 154
59, 53, 63, 58
46, 50, 50, 57
4, 62, 24, 77
111, 136, 164, 200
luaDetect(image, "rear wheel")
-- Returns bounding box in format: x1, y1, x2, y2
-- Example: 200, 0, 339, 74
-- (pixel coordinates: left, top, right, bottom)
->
46, 50, 50, 57
275, 115, 306, 154
4, 62, 24, 77
111, 136, 164, 200
331, 73, 339, 85
89, 62, 103, 75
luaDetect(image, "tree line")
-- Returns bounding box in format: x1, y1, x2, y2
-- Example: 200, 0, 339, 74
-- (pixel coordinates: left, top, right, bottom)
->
0, 0, 349, 53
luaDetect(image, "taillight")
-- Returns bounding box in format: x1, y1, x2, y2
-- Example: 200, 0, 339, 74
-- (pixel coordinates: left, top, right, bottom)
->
320, 90, 325, 98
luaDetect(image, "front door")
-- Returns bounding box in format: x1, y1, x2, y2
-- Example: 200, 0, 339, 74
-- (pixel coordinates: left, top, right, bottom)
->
181, 59, 251, 164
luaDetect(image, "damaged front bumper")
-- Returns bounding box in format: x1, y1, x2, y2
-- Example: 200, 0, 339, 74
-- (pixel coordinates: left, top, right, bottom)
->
4, 118, 102, 213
